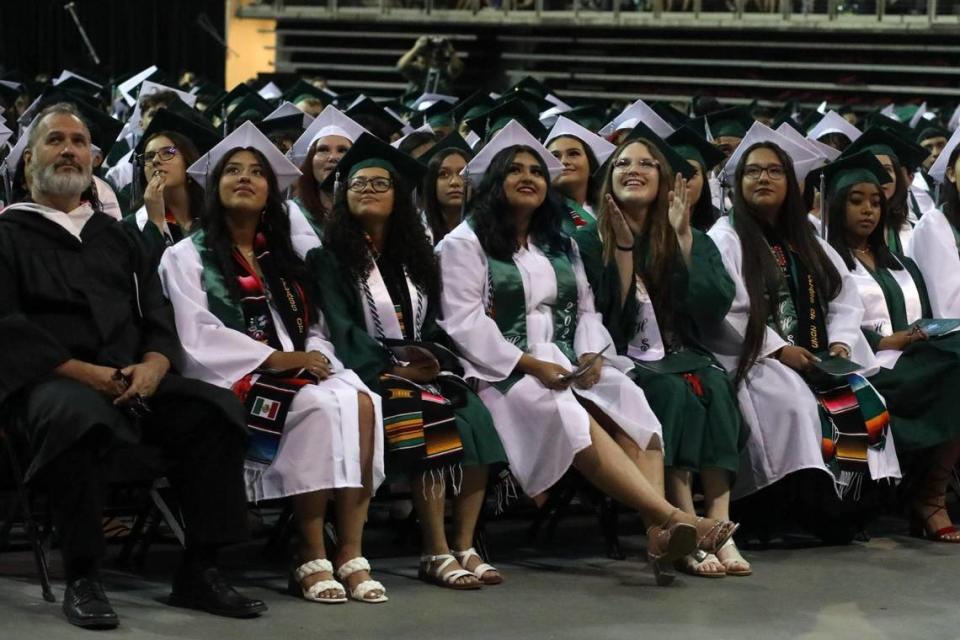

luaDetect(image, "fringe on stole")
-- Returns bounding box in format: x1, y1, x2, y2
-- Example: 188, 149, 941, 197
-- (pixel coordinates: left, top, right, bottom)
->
493, 469, 520, 515
419, 463, 464, 501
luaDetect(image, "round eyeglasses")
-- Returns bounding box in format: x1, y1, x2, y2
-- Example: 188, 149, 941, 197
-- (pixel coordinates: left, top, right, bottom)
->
347, 176, 394, 193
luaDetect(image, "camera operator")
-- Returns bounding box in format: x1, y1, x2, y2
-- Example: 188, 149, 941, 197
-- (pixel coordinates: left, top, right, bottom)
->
397, 36, 465, 98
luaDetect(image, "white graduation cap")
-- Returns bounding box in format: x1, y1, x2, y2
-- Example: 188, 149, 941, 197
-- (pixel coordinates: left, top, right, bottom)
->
880, 104, 897, 119
409, 93, 458, 112
928, 127, 960, 185
288, 105, 370, 165
545, 116, 617, 167
460, 119, 564, 187
538, 104, 574, 130
263, 101, 315, 129
776, 123, 840, 163
806, 111, 862, 144
544, 94, 573, 112
391, 123, 435, 149
816, 100, 828, 115
52, 70, 102, 91
723, 121, 821, 185
909, 101, 929, 129
123, 80, 199, 138
465, 130, 481, 150
117, 66, 159, 107
187, 120, 302, 191
598, 99, 674, 140
257, 82, 283, 101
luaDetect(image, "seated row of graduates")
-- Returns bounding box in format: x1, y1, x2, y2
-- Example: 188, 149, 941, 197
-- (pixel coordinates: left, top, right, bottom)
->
112, 94, 960, 598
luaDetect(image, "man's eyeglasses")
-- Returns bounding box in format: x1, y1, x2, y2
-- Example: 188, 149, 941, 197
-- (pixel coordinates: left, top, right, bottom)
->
139, 146, 178, 165
347, 177, 394, 193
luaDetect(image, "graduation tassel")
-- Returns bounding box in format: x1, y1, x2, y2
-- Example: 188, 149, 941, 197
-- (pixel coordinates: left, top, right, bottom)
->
333, 169, 343, 201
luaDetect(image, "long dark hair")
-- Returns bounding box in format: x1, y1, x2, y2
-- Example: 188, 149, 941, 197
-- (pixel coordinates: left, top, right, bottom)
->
596, 138, 680, 329
826, 183, 900, 272
883, 153, 910, 234
422, 147, 471, 245
688, 159, 719, 232
548, 134, 602, 207
200, 147, 311, 301
731, 141, 842, 385
324, 165, 439, 300
132, 130, 204, 217
469, 145, 570, 261
939, 144, 960, 231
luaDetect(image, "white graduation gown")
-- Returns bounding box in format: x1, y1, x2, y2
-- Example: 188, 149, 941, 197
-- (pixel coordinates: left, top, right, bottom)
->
908, 207, 960, 318
286, 199, 323, 260
702, 217, 900, 499
158, 238, 385, 502
436, 222, 661, 497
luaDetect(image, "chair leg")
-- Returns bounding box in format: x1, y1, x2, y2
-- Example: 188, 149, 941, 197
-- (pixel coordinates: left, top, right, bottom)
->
3, 438, 55, 602
599, 497, 625, 560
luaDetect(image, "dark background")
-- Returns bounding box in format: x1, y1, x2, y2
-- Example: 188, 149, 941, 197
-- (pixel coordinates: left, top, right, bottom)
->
0, 0, 227, 86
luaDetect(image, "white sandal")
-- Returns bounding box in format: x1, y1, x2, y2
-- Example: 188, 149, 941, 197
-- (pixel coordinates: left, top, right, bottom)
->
716, 538, 752, 576
418, 553, 482, 590
335, 557, 388, 603
675, 549, 726, 578
451, 547, 503, 585
290, 559, 347, 603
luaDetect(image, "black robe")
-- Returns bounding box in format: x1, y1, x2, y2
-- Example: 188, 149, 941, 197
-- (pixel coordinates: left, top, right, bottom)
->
0, 206, 244, 480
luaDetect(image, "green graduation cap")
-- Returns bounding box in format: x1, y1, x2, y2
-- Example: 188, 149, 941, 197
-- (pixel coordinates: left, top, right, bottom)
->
134, 106, 222, 161
225, 92, 274, 128
205, 83, 252, 119
560, 105, 607, 133
320, 131, 427, 192
916, 124, 950, 144
863, 112, 915, 140
811, 150, 892, 195
466, 98, 546, 141
495, 89, 553, 117
413, 100, 456, 129
705, 106, 754, 139
451, 91, 496, 124
345, 97, 407, 138
841, 126, 931, 173
416, 131, 474, 167
667, 125, 726, 172
506, 76, 551, 99
281, 79, 336, 106
622, 121, 696, 179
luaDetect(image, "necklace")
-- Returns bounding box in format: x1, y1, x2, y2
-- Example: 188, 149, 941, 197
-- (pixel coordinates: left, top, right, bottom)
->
854, 246, 871, 254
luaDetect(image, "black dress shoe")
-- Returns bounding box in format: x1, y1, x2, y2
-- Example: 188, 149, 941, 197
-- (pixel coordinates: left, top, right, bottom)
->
62, 577, 119, 629
169, 566, 267, 619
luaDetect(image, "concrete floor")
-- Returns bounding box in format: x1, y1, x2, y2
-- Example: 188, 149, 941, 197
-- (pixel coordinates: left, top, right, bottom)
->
2, 516, 960, 640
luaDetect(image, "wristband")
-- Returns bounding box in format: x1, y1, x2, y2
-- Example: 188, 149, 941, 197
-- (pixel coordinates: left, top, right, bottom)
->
616, 243, 634, 252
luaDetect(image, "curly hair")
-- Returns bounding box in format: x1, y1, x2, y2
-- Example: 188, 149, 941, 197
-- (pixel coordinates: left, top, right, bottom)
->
730, 141, 842, 385
468, 145, 570, 261
324, 166, 440, 300
200, 146, 313, 308
132, 130, 204, 218
422, 147, 472, 244
826, 182, 899, 272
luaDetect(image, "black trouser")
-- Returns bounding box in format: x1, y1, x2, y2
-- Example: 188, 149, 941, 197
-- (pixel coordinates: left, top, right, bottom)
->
26, 379, 249, 578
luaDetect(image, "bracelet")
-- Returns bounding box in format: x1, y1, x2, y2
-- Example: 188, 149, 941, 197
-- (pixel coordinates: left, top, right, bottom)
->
616, 243, 634, 252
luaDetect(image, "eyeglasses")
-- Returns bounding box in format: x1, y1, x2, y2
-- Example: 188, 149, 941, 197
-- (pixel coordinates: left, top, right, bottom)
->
613, 158, 659, 173
140, 146, 178, 165
347, 176, 393, 193
743, 164, 786, 181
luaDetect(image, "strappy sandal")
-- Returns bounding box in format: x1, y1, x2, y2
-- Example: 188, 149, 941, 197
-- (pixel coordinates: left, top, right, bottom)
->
716, 538, 753, 576
418, 553, 482, 590
675, 550, 726, 578
451, 547, 503, 585
335, 557, 388, 603
646, 508, 698, 587
289, 559, 347, 604
695, 517, 740, 554
910, 501, 960, 542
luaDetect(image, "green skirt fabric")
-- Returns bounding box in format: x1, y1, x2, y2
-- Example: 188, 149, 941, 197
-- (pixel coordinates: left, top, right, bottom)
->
630, 359, 743, 474
870, 334, 960, 452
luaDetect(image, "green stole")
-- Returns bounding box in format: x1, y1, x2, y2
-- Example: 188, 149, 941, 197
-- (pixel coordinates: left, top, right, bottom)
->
560, 197, 596, 235
294, 196, 326, 240
190, 231, 247, 332
483, 241, 580, 393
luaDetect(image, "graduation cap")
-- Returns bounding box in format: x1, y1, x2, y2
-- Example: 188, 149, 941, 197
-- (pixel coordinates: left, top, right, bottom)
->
408, 92, 458, 112
412, 99, 456, 129
621, 121, 695, 179
451, 91, 496, 124
916, 124, 951, 144
417, 131, 474, 167
557, 105, 606, 133
810, 150, 892, 196
345, 97, 407, 138
722, 121, 821, 185
863, 112, 915, 141
704, 106, 754, 140
807, 111, 862, 144
25, 88, 123, 157
667, 125, 726, 173
288, 105, 370, 164
841, 126, 929, 173
319, 131, 427, 193
134, 106, 222, 160
800, 110, 826, 135
776, 122, 840, 164
52, 70, 103, 97
928, 127, 960, 184
256, 82, 283, 101
225, 92, 274, 129
651, 102, 689, 130
506, 76, 551, 99
263, 101, 314, 129
494, 89, 553, 118
187, 120, 301, 191
205, 83, 252, 119
0, 80, 23, 105
390, 123, 435, 150
545, 116, 617, 167
282, 79, 336, 106
461, 120, 563, 186
256, 114, 308, 142
466, 98, 545, 141
116, 66, 160, 107
599, 99, 675, 140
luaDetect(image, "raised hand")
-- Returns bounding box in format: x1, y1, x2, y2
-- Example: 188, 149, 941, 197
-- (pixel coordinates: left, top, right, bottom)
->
667, 172, 691, 237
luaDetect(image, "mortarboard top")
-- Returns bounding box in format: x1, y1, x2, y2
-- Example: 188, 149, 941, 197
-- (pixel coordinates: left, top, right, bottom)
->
916, 124, 950, 144
863, 112, 915, 141
411, 99, 456, 128
320, 131, 426, 192
560, 105, 607, 133
0, 80, 22, 105
187, 120, 301, 191
800, 110, 826, 135
417, 131, 474, 167
928, 127, 960, 184
52, 70, 103, 94
256, 81, 283, 101
116, 66, 159, 107
773, 113, 804, 136
599, 99, 675, 140
621, 121, 695, 179
667, 125, 726, 173
225, 92, 275, 128
776, 122, 841, 166
704, 106, 754, 140
449, 90, 495, 123
466, 98, 545, 141
27, 88, 123, 157
282, 79, 336, 105
263, 101, 315, 129
495, 88, 553, 117
722, 121, 821, 185
506, 76, 551, 99
807, 111, 862, 144
288, 105, 370, 165
204, 84, 252, 119
408, 92, 458, 112
841, 126, 931, 174
461, 120, 563, 187
390, 123, 435, 150
809, 150, 892, 196
134, 106, 222, 160
651, 102, 689, 130
256, 113, 309, 140
345, 97, 406, 137
545, 115, 617, 167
